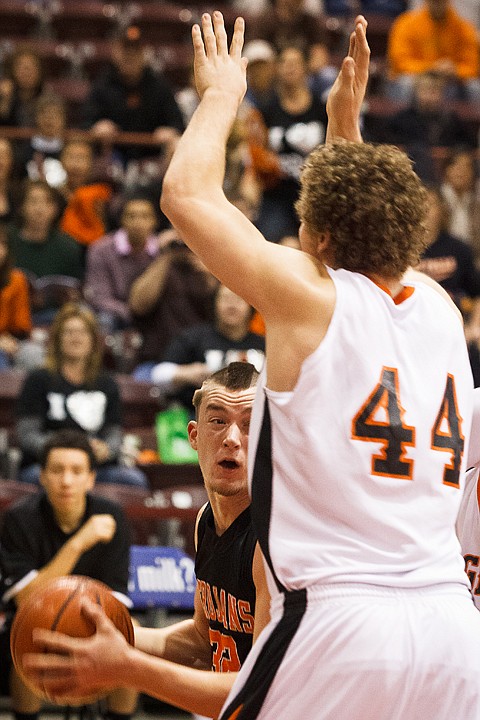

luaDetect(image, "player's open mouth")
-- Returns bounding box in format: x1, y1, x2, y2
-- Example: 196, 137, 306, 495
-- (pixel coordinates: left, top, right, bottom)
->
219, 459, 240, 469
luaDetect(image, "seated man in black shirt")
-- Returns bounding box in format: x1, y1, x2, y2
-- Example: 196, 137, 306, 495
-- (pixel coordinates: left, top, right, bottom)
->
0, 429, 137, 720
137, 284, 265, 412
83, 25, 185, 164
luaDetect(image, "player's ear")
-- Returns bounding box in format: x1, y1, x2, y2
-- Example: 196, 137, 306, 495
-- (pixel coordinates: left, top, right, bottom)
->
316, 230, 331, 254
188, 420, 198, 450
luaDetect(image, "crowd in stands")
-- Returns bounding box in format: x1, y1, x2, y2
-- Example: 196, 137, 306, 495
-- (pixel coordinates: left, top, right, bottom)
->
1, 0, 480, 487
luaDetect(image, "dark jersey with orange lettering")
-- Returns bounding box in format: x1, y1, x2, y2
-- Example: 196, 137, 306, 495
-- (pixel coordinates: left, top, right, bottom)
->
195, 504, 257, 672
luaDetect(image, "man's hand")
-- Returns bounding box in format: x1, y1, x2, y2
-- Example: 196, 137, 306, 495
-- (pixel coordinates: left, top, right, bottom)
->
22, 600, 131, 703
192, 12, 247, 105
91, 120, 118, 140
0, 333, 19, 356
89, 438, 111, 464
326, 15, 370, 143
174, 362, 211, 388
432, 58, 457, 77
74, 514, 116, 553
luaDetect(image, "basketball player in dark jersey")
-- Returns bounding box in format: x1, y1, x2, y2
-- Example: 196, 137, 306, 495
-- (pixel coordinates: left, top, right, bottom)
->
191, 363, 268, 676
23, 363, 270, 719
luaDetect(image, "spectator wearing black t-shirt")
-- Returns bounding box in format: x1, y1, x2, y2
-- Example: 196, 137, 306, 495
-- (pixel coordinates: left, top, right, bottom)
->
136, 285, 265, 412
416, 186, 480, 344
83, 25, 185, 163
248, 45, 327, 242
16, 302, 147, 487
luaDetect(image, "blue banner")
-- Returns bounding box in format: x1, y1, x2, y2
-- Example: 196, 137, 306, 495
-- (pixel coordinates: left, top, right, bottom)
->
128, 545, 196, 610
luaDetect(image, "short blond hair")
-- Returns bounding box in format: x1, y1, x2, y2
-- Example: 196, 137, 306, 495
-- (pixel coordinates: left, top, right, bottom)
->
192, 362, 258, 417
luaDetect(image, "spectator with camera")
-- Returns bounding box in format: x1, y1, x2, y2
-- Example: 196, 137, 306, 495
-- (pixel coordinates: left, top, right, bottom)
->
130, 229, 218, 379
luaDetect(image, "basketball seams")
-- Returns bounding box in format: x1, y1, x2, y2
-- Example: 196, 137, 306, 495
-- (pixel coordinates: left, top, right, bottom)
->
10, 575, 134, 704
51, 585, 82, 631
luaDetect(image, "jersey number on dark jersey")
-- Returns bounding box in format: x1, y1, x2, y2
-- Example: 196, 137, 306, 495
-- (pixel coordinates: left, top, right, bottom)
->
209, 628, 241, 672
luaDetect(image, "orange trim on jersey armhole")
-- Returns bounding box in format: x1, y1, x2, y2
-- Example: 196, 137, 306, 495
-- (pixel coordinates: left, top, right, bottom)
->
224, 705, 244, 720
477, 475, 480, 513
369, 278, 415, 305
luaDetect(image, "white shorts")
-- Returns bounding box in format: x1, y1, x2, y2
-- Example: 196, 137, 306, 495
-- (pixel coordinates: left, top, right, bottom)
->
220, 583, 480, 720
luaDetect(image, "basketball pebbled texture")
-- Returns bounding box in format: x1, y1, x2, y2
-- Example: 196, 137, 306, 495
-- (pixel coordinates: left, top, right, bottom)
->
10, 575, 134, 705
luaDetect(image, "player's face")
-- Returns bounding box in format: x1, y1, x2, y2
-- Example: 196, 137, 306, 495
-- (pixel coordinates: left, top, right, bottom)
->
188, 385, 255, 498
40, 448, 95, 515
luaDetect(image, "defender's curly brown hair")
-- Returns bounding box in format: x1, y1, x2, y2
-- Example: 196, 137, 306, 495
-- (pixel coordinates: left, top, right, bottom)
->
295, 142, 428, 277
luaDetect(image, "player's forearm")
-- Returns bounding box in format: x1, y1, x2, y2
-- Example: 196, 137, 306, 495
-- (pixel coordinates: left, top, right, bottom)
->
161, 89, 239, 217
326, 118, 362, 144
122, 645, 235, 718
134, 620, 211, 668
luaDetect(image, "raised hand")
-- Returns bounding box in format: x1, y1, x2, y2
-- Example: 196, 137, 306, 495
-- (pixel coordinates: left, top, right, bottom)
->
192, 12, 247, 105
75, 514, 117, 553
326, 15, 370, 143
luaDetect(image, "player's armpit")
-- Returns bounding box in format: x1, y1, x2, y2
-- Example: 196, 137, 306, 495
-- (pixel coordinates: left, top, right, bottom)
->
252, 543, 271, 644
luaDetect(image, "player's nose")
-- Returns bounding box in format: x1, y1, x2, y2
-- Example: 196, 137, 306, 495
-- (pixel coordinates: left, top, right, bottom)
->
223, 423, 242, 447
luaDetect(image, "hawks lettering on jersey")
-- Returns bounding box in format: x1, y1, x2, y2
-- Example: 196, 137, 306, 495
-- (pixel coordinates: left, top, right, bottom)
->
197, 579, 254, 672
197, 579, 254, 633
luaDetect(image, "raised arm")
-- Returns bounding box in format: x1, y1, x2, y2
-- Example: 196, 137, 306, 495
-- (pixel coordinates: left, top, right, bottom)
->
161, 14, 322, 318
160, 12, 370, 323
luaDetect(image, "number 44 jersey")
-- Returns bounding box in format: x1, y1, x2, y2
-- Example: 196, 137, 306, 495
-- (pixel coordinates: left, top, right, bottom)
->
248, 268, 472, 592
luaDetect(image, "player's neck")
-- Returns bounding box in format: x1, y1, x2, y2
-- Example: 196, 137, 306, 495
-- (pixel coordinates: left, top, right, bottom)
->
210, 493, 250, 536
367, 273, 405, 300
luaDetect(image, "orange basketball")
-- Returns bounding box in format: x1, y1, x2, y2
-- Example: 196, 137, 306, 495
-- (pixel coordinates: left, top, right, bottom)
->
10, 575, 134, 705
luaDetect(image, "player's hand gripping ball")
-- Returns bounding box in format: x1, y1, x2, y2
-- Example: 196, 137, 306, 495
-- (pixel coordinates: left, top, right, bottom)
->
10, 575, 134, 705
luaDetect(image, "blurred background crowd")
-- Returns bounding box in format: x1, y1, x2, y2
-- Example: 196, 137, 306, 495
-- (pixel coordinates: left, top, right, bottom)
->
0, 0, 480, 485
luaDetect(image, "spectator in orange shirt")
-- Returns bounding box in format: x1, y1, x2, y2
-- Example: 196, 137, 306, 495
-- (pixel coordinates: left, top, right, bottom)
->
59, 138, 113, 249
0, 222, 37, 370
387, 0, 480, 102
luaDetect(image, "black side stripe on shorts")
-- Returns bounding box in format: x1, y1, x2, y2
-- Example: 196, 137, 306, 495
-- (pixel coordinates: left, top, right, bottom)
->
250, 393, 285, 594
219, 588, 307, 720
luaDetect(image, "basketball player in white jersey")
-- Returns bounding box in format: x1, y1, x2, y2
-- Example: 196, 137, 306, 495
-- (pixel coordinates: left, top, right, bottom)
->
22, 12, 480, 720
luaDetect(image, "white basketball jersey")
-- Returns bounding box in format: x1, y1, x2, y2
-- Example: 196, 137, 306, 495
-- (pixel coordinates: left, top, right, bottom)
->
457, 467, 480, 608
249, 269, 472, 591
